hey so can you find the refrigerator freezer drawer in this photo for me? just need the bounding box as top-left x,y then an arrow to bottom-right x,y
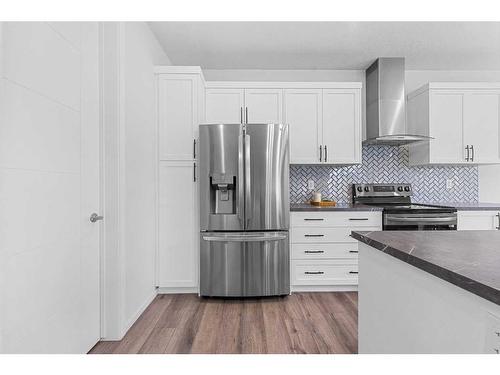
200,231 -> 290,297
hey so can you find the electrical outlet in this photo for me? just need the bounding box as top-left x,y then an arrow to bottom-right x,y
307,180 -> 315,190
446,179 -> 454,190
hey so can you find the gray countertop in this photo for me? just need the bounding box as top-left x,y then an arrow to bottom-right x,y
351,230 -> 500,306
290,203 -> 383,212
291,202 -> 500,212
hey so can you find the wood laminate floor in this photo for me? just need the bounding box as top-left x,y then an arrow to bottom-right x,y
89,292 -> 358,354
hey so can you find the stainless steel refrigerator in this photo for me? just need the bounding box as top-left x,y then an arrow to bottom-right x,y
198,123 -> 290,297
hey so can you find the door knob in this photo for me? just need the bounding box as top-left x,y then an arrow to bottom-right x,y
90,213 -> 104,223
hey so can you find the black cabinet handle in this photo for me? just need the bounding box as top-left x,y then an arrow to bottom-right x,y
496,213 -> 500,230
304,234 -> 324,237
319,145 -> 323,162
349,218 -> 369,221
324,145 -> 328,162
471,144 -> 475,162
193,162 -> 196,182
305,271 -> 324,275
304,250 -> 324,254
193,139 -> 196,159
304,218 -> 324,221
349,271 -> 358,274
349,250 -> 359,253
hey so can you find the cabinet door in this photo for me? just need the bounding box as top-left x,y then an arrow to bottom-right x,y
322,89 -> 362,164
159,161 -> 198,288
284,89 -> 322,164
205,88 -> 244,124
463,92 -> 500,164
244,89 -> 283,123
457,211 -> 500,230
158,74 -> 198,160
429,91 -> 465,163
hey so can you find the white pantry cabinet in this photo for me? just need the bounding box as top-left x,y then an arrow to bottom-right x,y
457,211 -> 500,231
155,67 -> 204,292
158,161 -> 198,289
157,67 -> 205,161
408,83 -> 500,165
205,87 -> 283,124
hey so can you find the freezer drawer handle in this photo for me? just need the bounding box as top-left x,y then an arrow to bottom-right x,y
304,234 -> 324,237
305,271 -> 324,275
202,234 -> 287,242
349,271 -> 359,274
304,218 -> 324,221
304,250 -> 324,254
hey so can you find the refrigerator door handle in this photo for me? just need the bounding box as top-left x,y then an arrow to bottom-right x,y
244,133 -> 252,225
237,130 -> 245,222
202,233 -> 287,242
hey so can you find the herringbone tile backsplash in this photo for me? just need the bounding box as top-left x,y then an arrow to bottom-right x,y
290,145 -> 479,204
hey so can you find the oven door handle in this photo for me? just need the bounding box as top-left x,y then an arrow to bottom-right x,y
385,216 -> 457,223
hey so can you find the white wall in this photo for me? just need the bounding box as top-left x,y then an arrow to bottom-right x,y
101,22 -> 171,340
203,68 -> 500,202
122,22 -> 171,330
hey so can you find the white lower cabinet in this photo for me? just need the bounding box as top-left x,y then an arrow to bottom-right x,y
457,210 -> 500,231
290,210 -> 382,291
158,161 -> 198,290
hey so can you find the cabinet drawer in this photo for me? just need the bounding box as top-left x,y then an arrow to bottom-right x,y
291,211 -> 381,227
291,226 -> 380,243
292,260 -> 358,285
485,313 -> 500,354
292,243 -> 358,260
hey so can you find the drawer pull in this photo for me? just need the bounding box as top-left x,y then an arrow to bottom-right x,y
304,250 -> 324,254
495,349 -> 499,354
349,271 -> 359,274
349,250 -> 359,253
304,218 -> 324,221
304,234 -> 324,237
349,218 -> 369,221
305,271 -> 324,275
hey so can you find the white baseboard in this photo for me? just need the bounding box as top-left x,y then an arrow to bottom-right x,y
157,286 -> 198,294
291,285 -> 358,292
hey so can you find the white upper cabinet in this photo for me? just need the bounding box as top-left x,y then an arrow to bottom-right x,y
408,83 -> 500,165
284,89 -> 322,164
205,88 -> 244,124
244,88 -> 283,123
463,92 -> 500,164
284,86 -> 362,165
322,89 -> 362,164
158,71 -> 204,160
205,88 -> 283,124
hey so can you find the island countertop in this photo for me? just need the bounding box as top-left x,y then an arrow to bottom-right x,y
351,230 -> 500,306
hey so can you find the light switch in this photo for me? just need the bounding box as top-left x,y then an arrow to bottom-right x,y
307,180 -> 315,190
446,179 -> 454,190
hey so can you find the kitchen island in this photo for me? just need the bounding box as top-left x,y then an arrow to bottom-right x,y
351,230 -> 500,354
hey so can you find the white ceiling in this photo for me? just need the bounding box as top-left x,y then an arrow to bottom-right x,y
148,22 -> 500,70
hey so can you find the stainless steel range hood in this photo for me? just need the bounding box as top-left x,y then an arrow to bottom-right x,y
364,57 -> 432,146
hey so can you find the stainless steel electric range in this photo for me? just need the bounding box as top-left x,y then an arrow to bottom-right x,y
352,183 -> 457,231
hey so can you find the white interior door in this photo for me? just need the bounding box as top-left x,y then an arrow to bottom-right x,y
322,89 -> 361,164
284,89 -> 322,164
0,22 -> 100,353
463,92 -> 500,164
244,88 -> 283,123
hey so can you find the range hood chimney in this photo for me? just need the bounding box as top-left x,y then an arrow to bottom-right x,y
364,57 -> 432,146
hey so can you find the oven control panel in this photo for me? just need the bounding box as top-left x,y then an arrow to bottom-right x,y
352,183 -> 412,198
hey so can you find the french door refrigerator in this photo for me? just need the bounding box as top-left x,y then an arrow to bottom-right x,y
199,123 -> 290,297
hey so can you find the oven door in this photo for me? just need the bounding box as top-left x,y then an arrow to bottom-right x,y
383,212 -> 457,231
